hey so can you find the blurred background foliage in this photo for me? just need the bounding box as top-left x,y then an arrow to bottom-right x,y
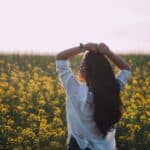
0,54 -> 149,150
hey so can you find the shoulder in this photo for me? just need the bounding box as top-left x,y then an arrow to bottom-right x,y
116,69 -> 131,83
115,69 -> 132,90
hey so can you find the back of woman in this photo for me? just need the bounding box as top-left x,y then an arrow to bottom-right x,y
55,42 -> 131,150
67,83 -> 118,150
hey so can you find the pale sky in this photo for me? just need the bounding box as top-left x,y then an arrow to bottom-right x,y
0,0 -> 150,55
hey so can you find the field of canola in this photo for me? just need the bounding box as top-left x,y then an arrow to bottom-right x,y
0,54 -> 149,150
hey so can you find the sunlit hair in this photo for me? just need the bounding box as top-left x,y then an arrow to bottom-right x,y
78,51 -> 124,138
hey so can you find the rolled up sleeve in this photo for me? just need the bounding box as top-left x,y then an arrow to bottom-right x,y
55,59 -> 81,99
115,69 -> 132,91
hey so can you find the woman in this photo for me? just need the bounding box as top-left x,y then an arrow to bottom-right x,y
55,42 -> 131,150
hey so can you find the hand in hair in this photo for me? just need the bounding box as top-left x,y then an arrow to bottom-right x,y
97,43 -> 110,55
84,42 -> 110,55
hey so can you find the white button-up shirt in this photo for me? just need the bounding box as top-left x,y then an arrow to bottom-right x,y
55,59 -> 131,150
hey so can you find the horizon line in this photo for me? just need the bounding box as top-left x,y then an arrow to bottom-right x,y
0,51 -> 150,56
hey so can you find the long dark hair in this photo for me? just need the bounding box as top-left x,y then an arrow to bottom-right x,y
82,51 -> 124,138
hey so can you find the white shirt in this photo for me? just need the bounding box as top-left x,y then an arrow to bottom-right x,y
55,59 -> 131,150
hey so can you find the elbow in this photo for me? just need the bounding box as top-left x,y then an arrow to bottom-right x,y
55,53 -> 61,60
55,53 -> 67,60
124,66 -> 132,75
127,64 -> 132,71
121,65 -> 132,72
126,65 -> 131,71
124,62 -> 132,71
55,54 -> 60,60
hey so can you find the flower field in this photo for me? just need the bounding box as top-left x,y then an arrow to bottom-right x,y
0,54 -> 149,150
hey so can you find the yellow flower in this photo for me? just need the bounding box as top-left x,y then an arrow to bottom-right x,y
132,79 -> 137,84
38,99 -> 46,106
1,107 -> 9,114
7,119 -> 14,126
0,88 -> 4,94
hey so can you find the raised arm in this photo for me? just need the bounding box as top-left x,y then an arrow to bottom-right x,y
106,50 -> 131,70
97,43 -> 131,70
55,45 -> 83,60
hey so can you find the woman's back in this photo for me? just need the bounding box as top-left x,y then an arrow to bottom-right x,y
56,42 -> 131,150
68,83 -> 117,150
56,59 -> 131,150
